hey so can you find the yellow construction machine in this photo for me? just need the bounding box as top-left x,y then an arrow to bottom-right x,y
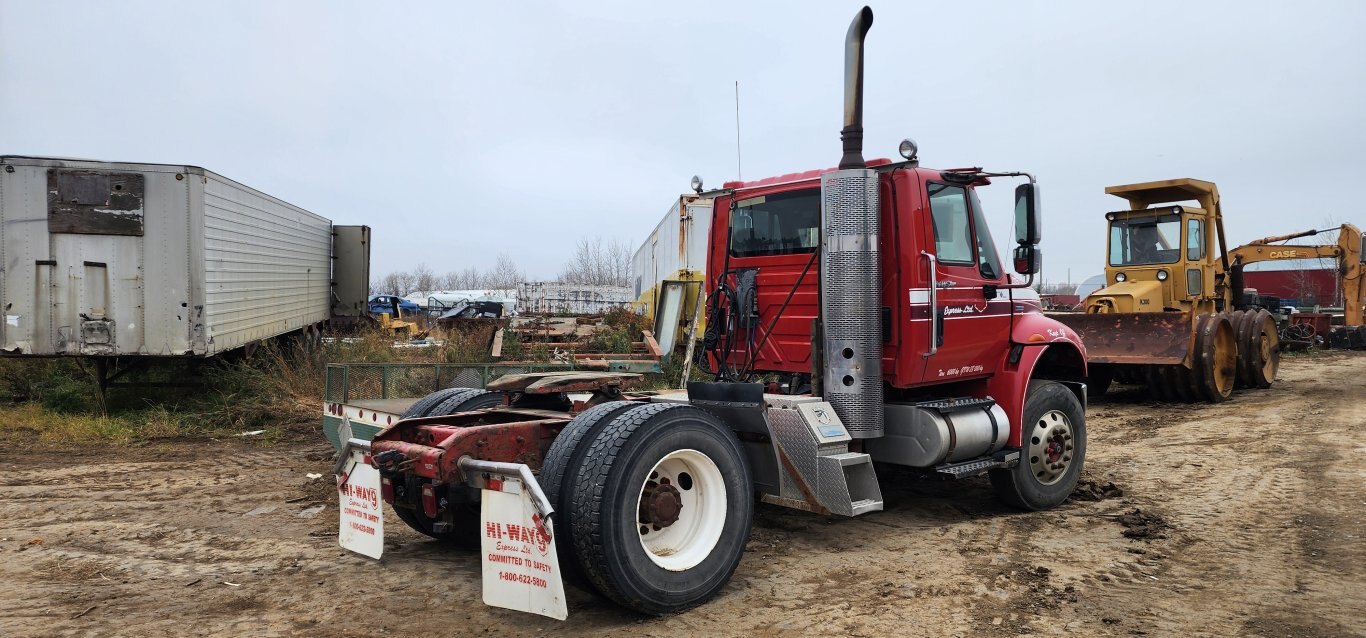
1230,223 -> 1365,328
1052,178 -> 1280,402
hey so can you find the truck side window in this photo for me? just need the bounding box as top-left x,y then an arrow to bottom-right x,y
927,183 -> 975,265
728,189 -> 820,257
968,188 -> 1003,279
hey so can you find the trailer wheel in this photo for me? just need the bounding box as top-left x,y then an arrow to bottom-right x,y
990,381 -> 1086,511
401,387 -> 478,419
569,403 -> 753,615
538,401 -> 640,577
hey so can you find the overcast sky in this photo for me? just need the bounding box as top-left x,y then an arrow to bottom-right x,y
3,1 -> 1363,286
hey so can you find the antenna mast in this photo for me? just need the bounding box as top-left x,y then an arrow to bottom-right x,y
735,80 -> 742,181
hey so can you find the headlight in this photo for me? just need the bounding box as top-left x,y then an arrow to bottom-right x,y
1156,269 -> 1169,281
1115,272 -> 1127,282
690,175 -> 704,193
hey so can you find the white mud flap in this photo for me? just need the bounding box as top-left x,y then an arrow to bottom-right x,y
337,445 -> 384,560
480,477 -> 568,620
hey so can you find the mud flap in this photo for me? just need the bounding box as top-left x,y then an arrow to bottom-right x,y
1050,312 -> 1193,365
479,476 -> 568,620
336,442 -> 384,560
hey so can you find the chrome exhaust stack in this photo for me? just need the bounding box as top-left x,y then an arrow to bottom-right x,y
820,6 -> 883,438
838,6 -> 874,170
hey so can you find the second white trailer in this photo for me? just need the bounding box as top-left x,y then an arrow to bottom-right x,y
0,155 -> 337,357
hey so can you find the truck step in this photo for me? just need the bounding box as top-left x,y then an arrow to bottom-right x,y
932,450 -> 1019,480
916,396 -> 998,415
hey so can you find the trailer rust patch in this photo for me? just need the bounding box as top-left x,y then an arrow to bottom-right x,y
46,169 -> 145,236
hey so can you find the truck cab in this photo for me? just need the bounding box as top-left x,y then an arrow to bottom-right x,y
701,159 -> 1086,445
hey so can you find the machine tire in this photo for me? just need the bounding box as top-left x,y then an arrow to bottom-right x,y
430,389 -> 503,415
1194,314 -> 1237,402
538,400 -> 640,578
401,387 -> 477,419
1245,309 -> 1280,389
568,403 -> 753,615
990,381 -> 1086,511
1229,310 -> 1251,389
1144,366 -> 1172,402
1087,364 -> 1114,398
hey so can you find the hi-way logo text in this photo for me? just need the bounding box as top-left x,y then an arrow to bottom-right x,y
486,521 -> 550,555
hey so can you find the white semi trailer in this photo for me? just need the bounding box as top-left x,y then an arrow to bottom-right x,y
0,156 -> 369,366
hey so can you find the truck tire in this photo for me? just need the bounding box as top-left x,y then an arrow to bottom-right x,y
401,387 -> 478,419
568,403 -> 753,615
538,401 -> 640,578
429,389 -> 503,415
391,498 -> 481,549
990,381 -> 1086,511
390,390 -> 504,546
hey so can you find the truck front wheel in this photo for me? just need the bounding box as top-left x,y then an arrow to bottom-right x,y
990,381 -> 1086,511
568,403 -> 753,615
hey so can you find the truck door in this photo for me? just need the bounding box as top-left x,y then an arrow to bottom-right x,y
918,180 -> 1010,383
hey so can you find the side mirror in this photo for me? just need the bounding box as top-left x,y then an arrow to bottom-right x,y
1013,244 -> 1041,275
1014,183 -> 1042,245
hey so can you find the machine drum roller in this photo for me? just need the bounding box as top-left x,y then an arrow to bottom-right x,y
870,400 -> 1010,468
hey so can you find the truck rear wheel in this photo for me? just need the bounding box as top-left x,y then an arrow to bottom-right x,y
430,389 -> 503,415
401,387 -> 478,418
391,499 -> 481,548
990,381 -> 1086,511
390,391 -> 503,546
568,403 -> 753,615
538,400 -> 640,577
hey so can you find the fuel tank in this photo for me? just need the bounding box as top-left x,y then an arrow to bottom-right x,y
866,399 -> 1009,468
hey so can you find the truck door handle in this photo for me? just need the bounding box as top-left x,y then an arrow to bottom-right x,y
921,251 -> 937,358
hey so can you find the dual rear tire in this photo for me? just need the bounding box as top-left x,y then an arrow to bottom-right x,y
543,402 -> 753,615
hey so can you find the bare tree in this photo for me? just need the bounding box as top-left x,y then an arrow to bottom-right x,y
412,262 -> 437,296
487,253 -> 524,295
380,270 -> 417,296
560,237 -> 631,286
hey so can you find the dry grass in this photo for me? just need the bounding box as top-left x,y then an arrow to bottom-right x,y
0,318 -> 676,447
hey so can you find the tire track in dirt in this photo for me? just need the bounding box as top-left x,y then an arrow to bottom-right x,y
1,354 -> 1362,637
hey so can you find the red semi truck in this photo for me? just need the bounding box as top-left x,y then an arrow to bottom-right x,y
340,6 -> 1088,619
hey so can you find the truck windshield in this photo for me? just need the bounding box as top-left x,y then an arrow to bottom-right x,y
729,189 -> 820,257
1109,213 -> 1182,266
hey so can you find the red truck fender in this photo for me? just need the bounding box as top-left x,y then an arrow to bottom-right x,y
984,313 -> 1088,448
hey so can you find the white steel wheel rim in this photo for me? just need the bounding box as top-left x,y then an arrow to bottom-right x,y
1027,410 -> 1075,486
634,449 -> 727,571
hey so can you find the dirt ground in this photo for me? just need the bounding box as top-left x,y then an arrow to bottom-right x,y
2,353 -> 1362,638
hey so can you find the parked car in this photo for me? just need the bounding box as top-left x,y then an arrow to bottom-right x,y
368,294 -> 421,317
